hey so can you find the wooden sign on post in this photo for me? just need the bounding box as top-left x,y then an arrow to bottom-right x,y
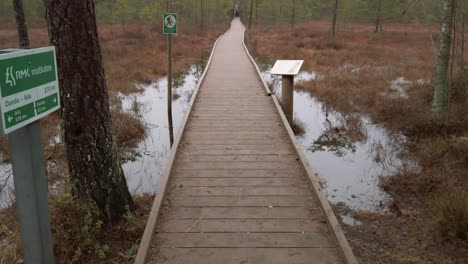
270,60 -> 304,124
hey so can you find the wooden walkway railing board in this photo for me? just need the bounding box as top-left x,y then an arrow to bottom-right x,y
136,19 -> 357,264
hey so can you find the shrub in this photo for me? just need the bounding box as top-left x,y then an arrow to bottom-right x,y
430,189 -> 468,240
50,194 -> 109,263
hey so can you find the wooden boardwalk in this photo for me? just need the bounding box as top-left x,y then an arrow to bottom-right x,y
136,19 -> 356,264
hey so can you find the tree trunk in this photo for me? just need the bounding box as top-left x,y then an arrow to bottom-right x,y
249,0 -> 253,29
432,0 -> 455,120
12,0 -> 29,49
332,0 -> 339,41
200,0 -> 203,32
291,0 -> 296,29
375,0 -> 382,33
42,0 -> 134,223
461,12 -> 467,91
255,0 -> 259,26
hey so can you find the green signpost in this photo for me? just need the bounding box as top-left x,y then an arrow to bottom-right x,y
164,13 -> 177,146
0,47 -> 59,264
163,13 -> 178,35
0,47 -> 60,134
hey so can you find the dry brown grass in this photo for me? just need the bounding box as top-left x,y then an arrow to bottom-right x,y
0,194 -> 153,264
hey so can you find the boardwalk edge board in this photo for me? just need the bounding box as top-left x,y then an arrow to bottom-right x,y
133,30 -> 227,264
242,26 -> 359,264
241,26 -> 272,96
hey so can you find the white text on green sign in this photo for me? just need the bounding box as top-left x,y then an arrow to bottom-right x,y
164,13 -> 178,35
0,47 -> 60,134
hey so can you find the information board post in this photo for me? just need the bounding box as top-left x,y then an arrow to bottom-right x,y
0,47 -> 60,264
281,75 -> 294,123
270,60 -> 304,124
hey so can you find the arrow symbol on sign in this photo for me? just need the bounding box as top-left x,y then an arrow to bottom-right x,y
53,97 -> 57,103
7,115 -> 13,123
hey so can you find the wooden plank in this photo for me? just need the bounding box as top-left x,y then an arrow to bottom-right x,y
170,186 -> 311,196
174,161 -> 300,170
182,139 -> 288,145
175,155 -> 296,163
172,177 -> 303,187
183,133 -> 287,141
164,207 -> 320,220
179,149 -> 294,156
172,169 -> 302,178
160,219 -> 325,233
168,196 -> 316,207
182,131 -> 286,136
180,144 -> 292,151
155,233 -> 334,248
148,248 -> 342,264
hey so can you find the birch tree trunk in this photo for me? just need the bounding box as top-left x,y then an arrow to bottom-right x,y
42,0 -> 134,223
432,0 -> 455,120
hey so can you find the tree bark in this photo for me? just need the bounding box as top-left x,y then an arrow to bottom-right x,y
432,0 -> 455,120
291,0 -> 296,29
375,0 -> 382,33
42,0 -> 134,223
332,0 -> 339,41
12,0 -> 29,49
249,0 -> 253,29
200,0 -> 204,32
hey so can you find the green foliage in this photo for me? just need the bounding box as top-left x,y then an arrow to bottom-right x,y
430,189 -> 468,240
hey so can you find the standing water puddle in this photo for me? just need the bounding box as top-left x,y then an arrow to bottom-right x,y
121,65 -> 201,194
0,65 -> 202,209
262,68 -> 416,215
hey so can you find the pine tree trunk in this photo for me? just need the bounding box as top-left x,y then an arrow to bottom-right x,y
200,0 -> 203,32
12,0 -> 29,49
249,0 -> 253,29
291,0 -> 296,29
375,1 -> 382,33
42,0 -> 134,223
432,0 -> 455,120
332,0 -> 339,41
461,13 -> 467,91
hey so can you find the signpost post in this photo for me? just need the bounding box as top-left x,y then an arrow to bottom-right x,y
0,47 -> 60,264
270,60 -> 304,124
164,13 -> 177,147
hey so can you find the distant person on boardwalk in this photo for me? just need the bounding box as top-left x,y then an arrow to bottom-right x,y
234,4 -> 240,18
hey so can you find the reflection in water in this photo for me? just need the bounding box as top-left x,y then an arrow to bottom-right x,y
310,112 -> 367,157
120,65 -> 201,194
261,67 -> 417,213
0,158 -> 12,209
0,63 -> 205,208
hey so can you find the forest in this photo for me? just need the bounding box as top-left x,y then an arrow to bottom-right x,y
0,0 -> 467,263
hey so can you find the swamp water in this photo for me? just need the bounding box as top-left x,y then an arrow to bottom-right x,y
1,64 -> 414,224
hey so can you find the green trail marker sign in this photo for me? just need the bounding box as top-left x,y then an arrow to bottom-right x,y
1,47 -> 58,263
0,47 -> 60,134
163,13 -> 178,34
